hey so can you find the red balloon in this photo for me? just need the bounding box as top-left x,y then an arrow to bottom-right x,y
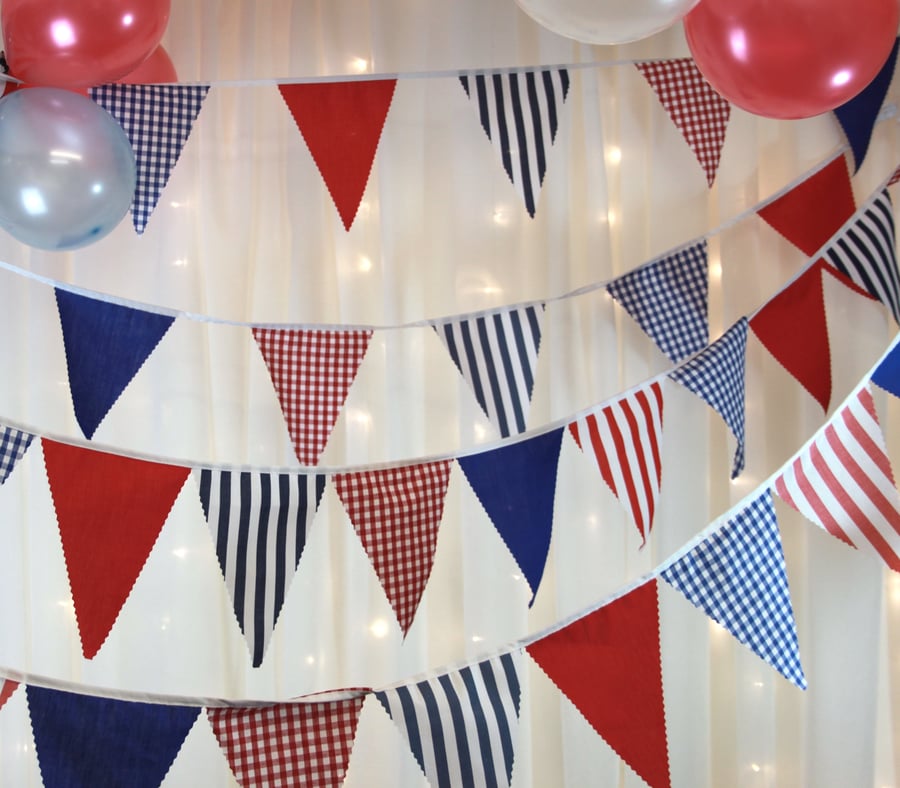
684,0 -> 899,119
117,45 -> 177,84
2,0 -> 171,88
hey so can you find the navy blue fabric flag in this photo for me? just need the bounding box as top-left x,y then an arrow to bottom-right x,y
457,427 -> 564,605
834,38 -> 899,172
871,340 -> 900,398
55,289 -> 175,439
27,685 -> 200,788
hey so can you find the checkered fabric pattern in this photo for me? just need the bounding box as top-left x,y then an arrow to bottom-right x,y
670,318 -> 748,478
208,698 -> 365,788
661,490 -> 807,689
0,425 -> 33,485
607,241 -> 709,364
253,328 -> 373,466
90,84 -> 210,234
636,58 -> 731,187
334,460 -> 453,635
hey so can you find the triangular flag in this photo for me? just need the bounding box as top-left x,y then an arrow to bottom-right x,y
334,461 -> 452,635
457,428 -> 564,605
773,385 -> 900,572
669,318 -> 748,478
0,679 -> 18,711
661,490 -> 806,688
889,166 -> 900,187
376,652 -> 522,788
758,156 -> 856,257
279,80 -> 396,230
90,84 -> 210,234
606,242 -> 709,363
749,261 -> 832,411
435,304 -> 545,438
527,580 -> 670,788
636,58 -> 731,187
197,469 -> 326,667
823,189 -> 900,324
0,424 -> 34,485
55,288 -> 175,439
41,439 -> 190,658
253,328 -> 372,466
834,38 -> 899,172
27,685 -> 199,788
871,340 -> 900,398
459,69 -> 570,217
569,380 -> 665,546
208,696 -> 365,788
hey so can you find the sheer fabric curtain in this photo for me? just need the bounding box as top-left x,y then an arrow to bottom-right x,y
0,1 -> 897,786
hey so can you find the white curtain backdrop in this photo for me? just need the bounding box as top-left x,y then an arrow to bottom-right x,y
0,1 -> 898,786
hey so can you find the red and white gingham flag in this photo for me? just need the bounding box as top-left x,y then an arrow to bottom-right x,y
335,461 -> 453,635
636,58 -> 731,187
773,385 -> 900,572
569,381 -> 665,546
253,328 -> 373,466
207,697 -> 366,788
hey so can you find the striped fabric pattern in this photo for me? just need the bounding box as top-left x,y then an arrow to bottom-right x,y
569,381 -> 665,545
460,70 -> 570,217
824,189 -> 900,324
376,652 -> 522,788
435,305 -> 545,438
773,385 -> 900,573
197,470 -> 327,666
0,425 -> 33,485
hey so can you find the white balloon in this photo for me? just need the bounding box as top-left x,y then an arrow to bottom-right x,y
515,0 -> 701,45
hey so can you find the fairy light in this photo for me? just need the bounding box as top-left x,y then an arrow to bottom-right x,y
369,618 -> 390,638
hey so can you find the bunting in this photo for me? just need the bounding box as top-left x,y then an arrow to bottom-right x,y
823,189 -> 900,324
334,461 -> 453,635
208,697 -> 365,788
41,439 -> 191,659
0,679 -> 18,711
457,428 -> 564,605
526,580 -> 670,788
55,288 -> 175,440
773,385 -> 900,572
196,470 -> 327,667
606,242 -> 709,363
435,304 -> 545,438
871,340 -> 900,398
27,685 -> 200,788
376,653 -> 522,788
0,424 -> 33,485
459,69 -> 570,217
569,380 -> 665,545
669,318 -> 748,478
253,328 -> 373,466
90,84 -> 210,234
660,490 -> 807,688
279,80 -> 397,230
749,261 -> 832,411
635,58 -> 731,187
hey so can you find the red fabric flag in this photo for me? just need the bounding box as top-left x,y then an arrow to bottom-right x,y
0,679 -> 18,710
279,80 -> 396,230
757,156 -> 856,257
41,439 -> 190,659
750,260 -> 832,411
527,580 -> 670,788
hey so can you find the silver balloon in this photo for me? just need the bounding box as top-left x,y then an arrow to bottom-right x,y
0,87 -> 136,251
515,0 -> 701,45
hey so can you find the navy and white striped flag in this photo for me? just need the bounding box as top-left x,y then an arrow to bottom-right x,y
376,652 -> 522,788
435,304 -> 545,438
197,470 -> 327,667
0,425 -> 33,485
460,70 -> 570,217
824,189 -> 900,324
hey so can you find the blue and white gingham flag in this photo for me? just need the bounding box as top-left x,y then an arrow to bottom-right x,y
435,304 -> 545,438
376,652 -> 522,788
460,70 -> 570,218
669,318 -> 748,478
607,241 -> 709,363
661,489 -> 806,688
90,84 -> 210,234
0,425 -> 33,485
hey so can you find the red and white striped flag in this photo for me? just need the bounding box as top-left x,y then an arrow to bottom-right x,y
773,385 -> 900,572
569,381 -> 665,545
